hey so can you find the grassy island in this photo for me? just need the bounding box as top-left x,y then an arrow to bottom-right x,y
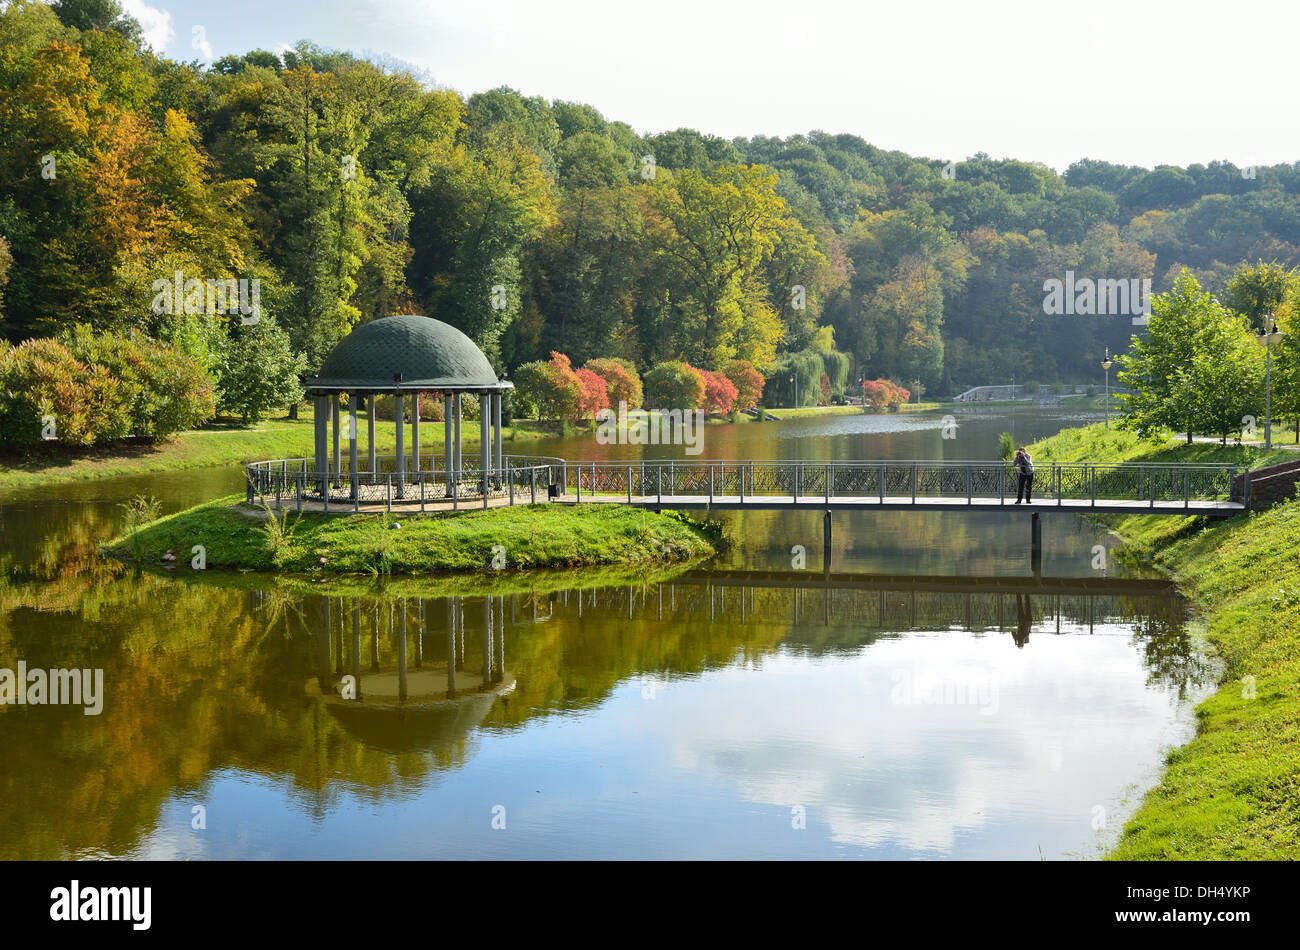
1026,423 -> 1299,859
104,498 -> 720,576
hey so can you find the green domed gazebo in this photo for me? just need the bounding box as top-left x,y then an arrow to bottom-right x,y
306,314 -> 513,502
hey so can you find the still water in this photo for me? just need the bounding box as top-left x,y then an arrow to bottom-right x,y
0,408 -> 1214,859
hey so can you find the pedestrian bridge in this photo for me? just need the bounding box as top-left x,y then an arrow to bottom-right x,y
246,456 -> 1249,517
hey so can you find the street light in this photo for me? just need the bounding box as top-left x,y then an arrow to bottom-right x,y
1101,348 -> 1113,429
1255,313 -> 1284,449
789,374 -> 797,409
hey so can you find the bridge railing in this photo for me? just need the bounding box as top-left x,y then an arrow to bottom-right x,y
244,454 -> 568,511
559,459 -> 1244,505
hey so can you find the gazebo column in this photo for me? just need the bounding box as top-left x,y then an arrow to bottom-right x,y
348,395 -> 359,501
313,393 -> 328,497
453,394 -> 462,491
443,393 -> 454,497
413,391 -> 422,477
331,394 -> 341,488
395,389 -> 406,498
480,394 -> 490,497
494,391 -> 504,486
367,394 -> 376,484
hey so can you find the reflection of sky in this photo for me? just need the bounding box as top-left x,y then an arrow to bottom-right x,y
133,622 -> 1204,860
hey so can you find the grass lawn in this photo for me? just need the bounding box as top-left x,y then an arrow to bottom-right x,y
1027,422 -> 1300,859
104,497 -> 720,576
0,403 -> 548,498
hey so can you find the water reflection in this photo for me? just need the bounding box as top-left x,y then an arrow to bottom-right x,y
0,567 -> 1213,860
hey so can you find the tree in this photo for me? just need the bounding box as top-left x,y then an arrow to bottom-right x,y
694,367 -> 738,414
722,359 -> 763,410
215,320 -> 306,423
1118,271 -> 1262,441
642,164 -> 795,366
644,360 -> 705,410
573,366 -> 609,421
512,351 -> 581,421
584,357 -> 642,408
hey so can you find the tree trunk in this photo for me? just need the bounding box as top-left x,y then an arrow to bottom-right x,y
288,403 -> 299,420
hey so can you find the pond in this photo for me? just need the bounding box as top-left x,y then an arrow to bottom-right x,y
0,406 -> 1215,859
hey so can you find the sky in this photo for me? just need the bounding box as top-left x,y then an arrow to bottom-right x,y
118,0 -> 1300,173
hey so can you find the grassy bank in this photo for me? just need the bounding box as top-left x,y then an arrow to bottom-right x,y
104,497 -> 719,576
1026,423 -> 1299,859
0,404 -> 548,498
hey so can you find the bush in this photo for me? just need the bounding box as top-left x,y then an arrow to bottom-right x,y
644,360 -> 706,410
0,338 -> 111,449
696,366 -> 738,414
584,357 -> 642,409
214,319 -> 305,423
513,352 -> 582,421
861,378 -> 911,411
574,367 -> 609,421
0,331 -> 215,452
722,359 -> 764,410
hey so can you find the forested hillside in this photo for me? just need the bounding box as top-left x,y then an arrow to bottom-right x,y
3,0 -> 1298,402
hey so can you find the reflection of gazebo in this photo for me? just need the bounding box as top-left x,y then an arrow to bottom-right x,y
306,315 -> 513,499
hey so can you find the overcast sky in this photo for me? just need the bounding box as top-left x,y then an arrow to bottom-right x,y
120,0 -> 1299,173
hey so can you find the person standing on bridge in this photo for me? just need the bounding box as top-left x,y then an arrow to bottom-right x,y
1013,447 -> 1034,504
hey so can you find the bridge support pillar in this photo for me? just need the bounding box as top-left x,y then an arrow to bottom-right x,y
823,510 -> 832,576
1031,512 -> 1042,576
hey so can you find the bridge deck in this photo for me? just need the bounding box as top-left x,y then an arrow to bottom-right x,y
556,493 -> 1244,517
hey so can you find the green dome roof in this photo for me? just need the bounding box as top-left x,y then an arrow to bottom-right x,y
312,315 -> 503,391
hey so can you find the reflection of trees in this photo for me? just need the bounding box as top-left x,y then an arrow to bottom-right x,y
0,565 -> 1204,858
1130,613 -> 1216,697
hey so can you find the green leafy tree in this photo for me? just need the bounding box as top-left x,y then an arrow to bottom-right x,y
215,320 -> 306,423
1118,271 -> 1262,441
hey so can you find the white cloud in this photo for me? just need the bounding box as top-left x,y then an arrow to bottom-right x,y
118,0 -> 175,54
188,25 -> 215,63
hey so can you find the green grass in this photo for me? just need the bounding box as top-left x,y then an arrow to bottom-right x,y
1026,422 -> 1293,468
103,497 -> 719,576
0,404 -> 547,498
1026,422 -> 1300,859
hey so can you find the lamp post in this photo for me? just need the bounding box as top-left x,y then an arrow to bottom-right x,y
1101,348 -> 1113,429
1256,313 -> 1284,449
789,374 -> 797,409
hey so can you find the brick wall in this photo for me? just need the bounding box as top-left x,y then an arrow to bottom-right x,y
1232,458 -> 1300,510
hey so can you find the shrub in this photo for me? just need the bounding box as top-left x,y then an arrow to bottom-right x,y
214,319 -> 305,423
64,326 -> 217,438
696,366 -> 738,414
0,338 -> 117,449
644,360 -> 706,410
513,352 -> 582,421
861,378 -> 911,411
574,367 -> 610,421
722,359 -> 764,410
584,357 -> 642,409
1,331 -> 215,452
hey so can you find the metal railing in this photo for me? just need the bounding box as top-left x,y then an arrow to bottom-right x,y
246,457 -> 1246,512
245,454 -> 567,512
551,459 -> 1244,508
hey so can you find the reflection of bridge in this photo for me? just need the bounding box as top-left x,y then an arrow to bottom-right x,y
680,568 -> 1177,597
294,572 -> 1185,679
